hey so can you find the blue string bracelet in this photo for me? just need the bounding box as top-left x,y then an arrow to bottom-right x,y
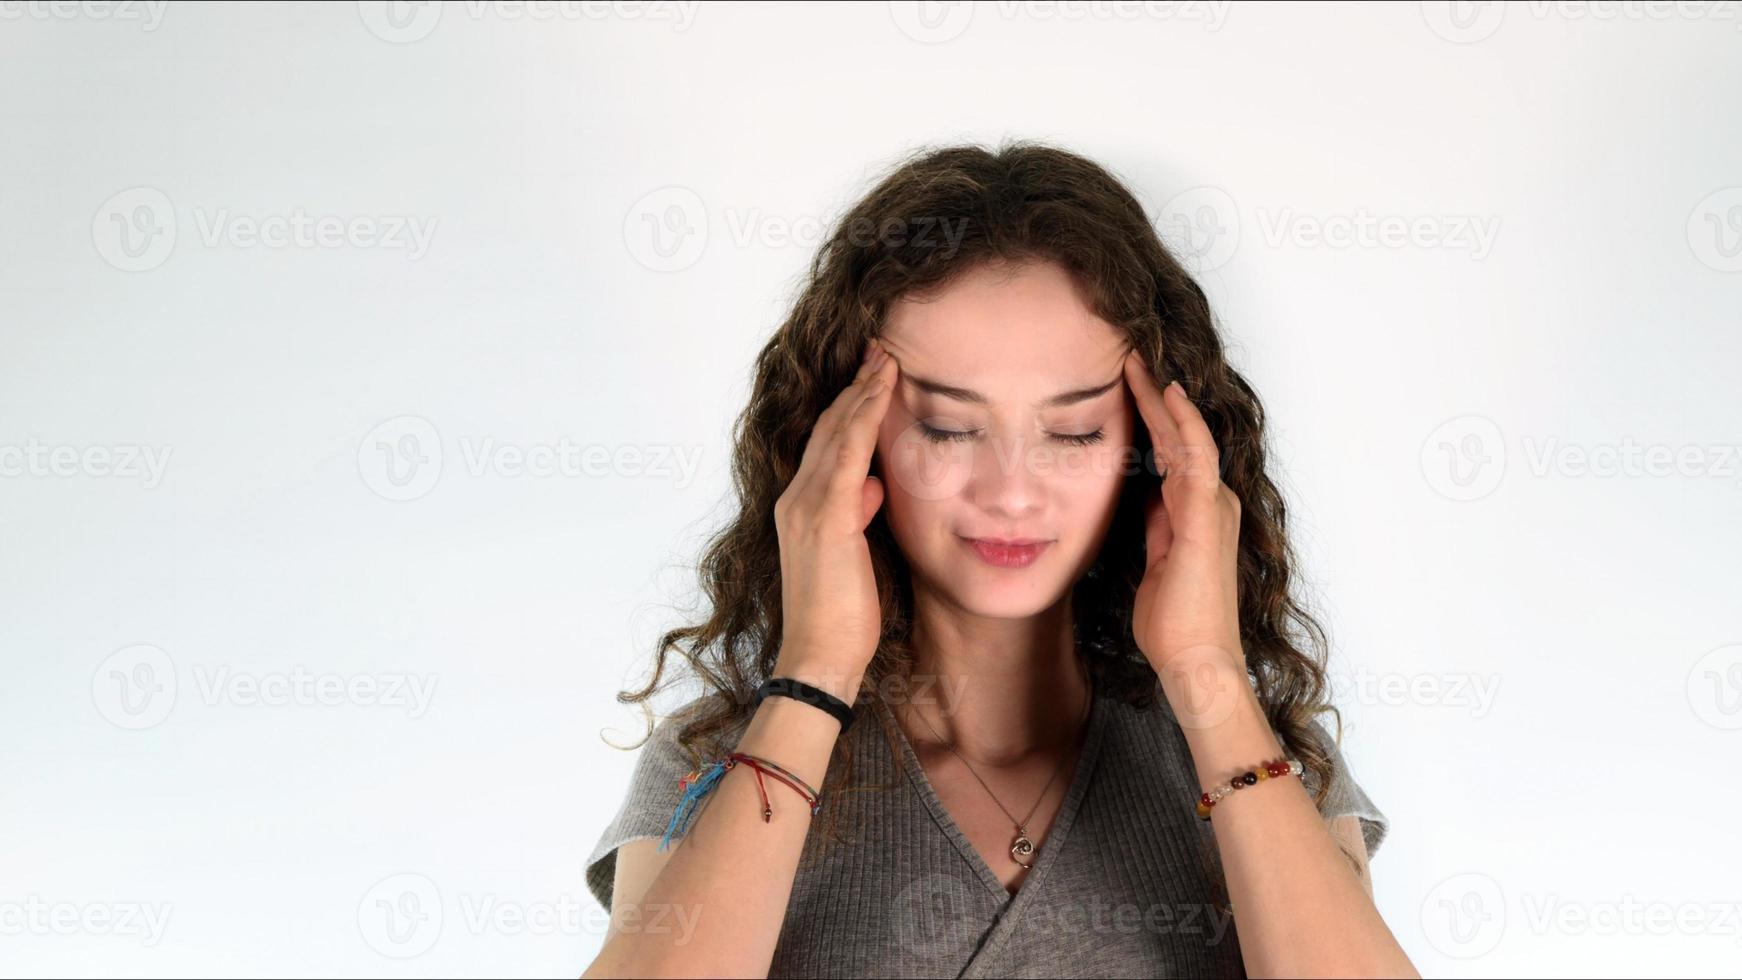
658,752 -> 822,852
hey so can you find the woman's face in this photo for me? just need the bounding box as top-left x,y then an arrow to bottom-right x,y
874,258 -> 1138,620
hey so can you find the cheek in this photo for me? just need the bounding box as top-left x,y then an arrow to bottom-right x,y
1042,445 -> 1130,512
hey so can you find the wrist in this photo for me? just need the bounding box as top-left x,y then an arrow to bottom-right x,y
769,657 -> 865,708
738,696 -> 842,792
1155,655 -> 1286,790
1145,637 -> 1245,675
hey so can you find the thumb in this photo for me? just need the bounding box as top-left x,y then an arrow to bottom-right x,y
861,474 -> 886,528
1144,484 -> 1172,567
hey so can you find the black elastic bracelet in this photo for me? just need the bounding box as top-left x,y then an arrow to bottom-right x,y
754,676 -> 857,731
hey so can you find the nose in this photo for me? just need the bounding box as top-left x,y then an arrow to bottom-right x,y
968,430 -> 1045,520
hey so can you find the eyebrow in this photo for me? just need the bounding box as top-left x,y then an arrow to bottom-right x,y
902,372 -> 1122,409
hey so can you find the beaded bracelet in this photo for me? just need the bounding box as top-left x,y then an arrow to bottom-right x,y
1196,757 -> 1303,821
659,750 -> 822,851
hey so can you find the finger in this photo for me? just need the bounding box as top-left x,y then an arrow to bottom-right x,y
826,355 -> 898,501
861,473 -> 886,527
795,341 -> 889,485
799,351 -> 893,499
824,341 -> 888,433
1160,378 -> 1222,486
1143,481 -> 1173,566
1123,351 -> 1188,480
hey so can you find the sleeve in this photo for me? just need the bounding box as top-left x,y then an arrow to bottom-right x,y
1300,715 -> 1390,860
583,703 -> 711,913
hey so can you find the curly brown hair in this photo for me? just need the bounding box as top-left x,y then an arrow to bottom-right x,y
611,138 -> 1344,859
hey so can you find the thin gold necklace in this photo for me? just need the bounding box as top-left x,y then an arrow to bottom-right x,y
901,665 -> 1093,870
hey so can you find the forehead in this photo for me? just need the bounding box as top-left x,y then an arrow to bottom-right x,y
878,259 -> 1129,395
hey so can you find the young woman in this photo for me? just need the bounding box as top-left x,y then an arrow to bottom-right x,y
582,142 -> 1417,978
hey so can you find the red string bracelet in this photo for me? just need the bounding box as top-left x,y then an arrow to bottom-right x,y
1196,757 -> 1303,821
720,751 -> 822,821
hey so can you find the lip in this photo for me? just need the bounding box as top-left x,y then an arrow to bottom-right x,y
961,536 -> 1053,569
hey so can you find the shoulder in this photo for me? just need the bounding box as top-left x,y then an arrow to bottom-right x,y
1107,689 -> 1392,861
1299,712 -> 1390,861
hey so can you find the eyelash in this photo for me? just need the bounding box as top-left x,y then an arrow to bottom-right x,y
919,424 -> 1105,447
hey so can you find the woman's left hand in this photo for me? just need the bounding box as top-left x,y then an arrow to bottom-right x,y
1123,351 -> 1246,677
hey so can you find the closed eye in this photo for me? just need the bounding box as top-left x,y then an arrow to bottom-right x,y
1053,429 -> 1105,446
918,423 -> 978,444
918,424 -> 1105,446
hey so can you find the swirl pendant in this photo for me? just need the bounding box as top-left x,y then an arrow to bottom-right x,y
1010,828 -> 1036,869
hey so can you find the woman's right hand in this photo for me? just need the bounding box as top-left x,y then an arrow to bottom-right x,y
771,338 -> 899,704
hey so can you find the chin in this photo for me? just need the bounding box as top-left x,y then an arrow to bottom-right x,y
922,552 -> 1074,620
952,590 -> 1064,621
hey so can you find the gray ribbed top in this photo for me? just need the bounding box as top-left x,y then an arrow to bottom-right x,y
585,681 -> 1388,978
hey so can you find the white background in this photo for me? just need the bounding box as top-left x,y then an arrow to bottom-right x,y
2,1 -> 1739,976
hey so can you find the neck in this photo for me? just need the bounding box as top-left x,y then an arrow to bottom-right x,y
895,588 -> 1093,767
